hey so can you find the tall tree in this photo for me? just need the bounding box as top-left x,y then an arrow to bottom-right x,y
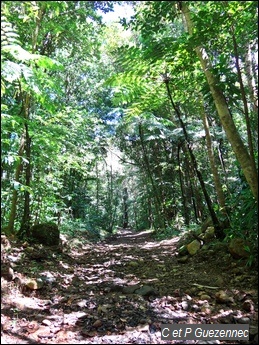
180,1 -> 258,202
1,1 -> 115,235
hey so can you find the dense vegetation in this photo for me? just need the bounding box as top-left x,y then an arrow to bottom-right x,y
1,1 -> 258,251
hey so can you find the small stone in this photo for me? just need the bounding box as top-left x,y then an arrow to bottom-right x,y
187,240 -> 201,255
215,290 -> 234,304
1,265 -> 14,281
200,294 -> 211,300
92,319 -> 102,328
203,227 -> 215,240
77,300 -> 87,308
181,301 -> 189,310
242,299 -> 254,312
42,319 -> 52,326
191,304 -> 201,312
25,278 -> 44,290
185,294 -> 192,301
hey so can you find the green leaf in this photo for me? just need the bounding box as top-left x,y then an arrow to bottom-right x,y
3,45 -> 63,70
3,44 -> 37,61
1,61 -> 22,82
36,56 -> 64,71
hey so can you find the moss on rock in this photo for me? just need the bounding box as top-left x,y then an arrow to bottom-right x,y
29,223 -> 60,246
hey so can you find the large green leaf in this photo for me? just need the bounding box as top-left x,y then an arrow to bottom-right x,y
1,60 -> 22,82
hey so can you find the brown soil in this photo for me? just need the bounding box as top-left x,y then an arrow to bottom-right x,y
1,229 -> 258,344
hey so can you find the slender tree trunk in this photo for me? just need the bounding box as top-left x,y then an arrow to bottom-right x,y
181,2 -> 258,202
165,81 -> 223,237
200,103 -> 227,214
183,145 -> 202,222
192,175 -> 204,220
188,170 -> 199,223
244,44 -> 258,136
244,44 -> 258,113
96,162 -> 100,213
18,3 -> 46,235
20,123 -> 31,237
6,133 -> 25,235
107,161 -> 114,232
147,197 -> 154,229
184,149 -> 200,222
177,144 -> 189,225
231,28 -> 257,181
33,195 -> 42,226
122,187 -> 129,228
133,202 -> 139,230
138,123 -> 165,229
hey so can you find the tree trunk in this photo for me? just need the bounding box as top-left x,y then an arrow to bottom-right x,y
177,143 -> 189,225
165,81 -> 223,237
181,2 -> 258,202
244,45 -> 258,114
200,103 -> 227,214
187,168 -> 199,223
122,187 -> 129,228
107,160 -> 114,232
138,123 -> 165,230
6,133 -> 25,235
231,28 -> 257,182
96,162 -> 100,213
19,123 -> 31,237
133,201 -> 138,230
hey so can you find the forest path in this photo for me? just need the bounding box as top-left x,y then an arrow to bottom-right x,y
1,229 -> 258,344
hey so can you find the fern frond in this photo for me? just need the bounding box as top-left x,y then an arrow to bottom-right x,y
1,15 -> 21,48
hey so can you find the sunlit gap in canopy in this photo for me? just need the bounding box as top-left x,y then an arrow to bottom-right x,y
97,2 -> 135,24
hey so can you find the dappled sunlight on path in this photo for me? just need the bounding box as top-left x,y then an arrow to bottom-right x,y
1,229 -> 258,344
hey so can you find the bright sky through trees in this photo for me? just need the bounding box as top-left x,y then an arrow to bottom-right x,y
98,3 -> 135,23
99,3 -> 135,171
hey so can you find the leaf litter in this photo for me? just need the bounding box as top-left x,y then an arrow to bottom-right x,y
1,229 -> 258,344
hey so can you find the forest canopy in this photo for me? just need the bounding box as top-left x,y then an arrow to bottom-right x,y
1,1 -> 258,247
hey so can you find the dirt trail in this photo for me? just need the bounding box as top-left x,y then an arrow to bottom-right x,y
1,229 -> 258,344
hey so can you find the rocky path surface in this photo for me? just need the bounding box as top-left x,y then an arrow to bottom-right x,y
1,229 -> 258,344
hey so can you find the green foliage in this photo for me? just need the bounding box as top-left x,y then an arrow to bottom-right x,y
223,184 -> 258,266
225,186 -> 258,240
243,245 -> 257,268
153,226 -> 181,240
1,14 -> 21,47
1,1 -> 257,245
60,219 -> 101,241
